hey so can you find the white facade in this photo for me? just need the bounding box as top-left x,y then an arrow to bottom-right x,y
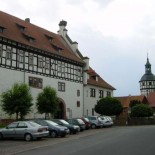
83,85 -> 113,116
0,12 -> 115,120
0,67 -> 84,119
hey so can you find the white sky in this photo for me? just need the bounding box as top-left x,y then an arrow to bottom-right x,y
1,0 -> 155,96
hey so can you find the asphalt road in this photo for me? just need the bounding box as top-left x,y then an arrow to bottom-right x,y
1,126 -> 155,155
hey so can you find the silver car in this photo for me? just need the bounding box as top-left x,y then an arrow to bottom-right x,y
99,116 -> 114,127
0,121 -> 49,141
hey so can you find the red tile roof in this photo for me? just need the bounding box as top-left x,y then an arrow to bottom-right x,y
87,67 -> 115,90
116,95 -> 147,108
0,11 -> 84,65
147,92 -> 155,107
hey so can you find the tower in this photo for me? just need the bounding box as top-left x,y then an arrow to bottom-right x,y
139,56 -> 155,96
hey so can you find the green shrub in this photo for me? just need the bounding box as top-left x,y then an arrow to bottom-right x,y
130,104 -> 154,117
0,124 -> 6,128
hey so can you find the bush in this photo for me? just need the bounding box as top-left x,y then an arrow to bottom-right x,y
130,104 -> 154,117
95,97 -> 123,116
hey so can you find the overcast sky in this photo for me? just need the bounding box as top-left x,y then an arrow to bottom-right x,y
1,0 -> 155,96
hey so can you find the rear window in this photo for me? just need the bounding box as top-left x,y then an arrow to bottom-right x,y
7,122 -> 18,128
29,121 -> 40,127
77,119 -> 84,124
83,118 -> 89,122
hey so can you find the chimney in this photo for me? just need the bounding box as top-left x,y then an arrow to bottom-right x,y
72,41 -> 78,52
83,57 -> 89,71
25,18 -> 30,23
58,20 -> 67,36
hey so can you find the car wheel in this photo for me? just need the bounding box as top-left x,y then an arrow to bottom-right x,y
0,133 -> 3,140
61,134 -> 66,138
50,131 -> 57,138
91,124 -> 96,129
24,133 -> 32,141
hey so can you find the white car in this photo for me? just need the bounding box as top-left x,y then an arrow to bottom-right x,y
0,121 -> 49,141
99,116 -> 114,127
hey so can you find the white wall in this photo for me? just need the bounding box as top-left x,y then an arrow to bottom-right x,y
83,84 -> 113,116
0,68 -> 84,119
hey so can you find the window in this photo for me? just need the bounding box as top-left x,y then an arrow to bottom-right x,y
0,26 -> 6,33
77,101 -> 80,107
29,54 -> 33,66
76,67 -> 82,77
29,76 -> 43,89
107,91 -> 111,97
0,28 -> 3,33
99,90 -> 104,98
45,59 -> 50,69
58,62 -> 65,73
0,45 -> 2,57
38,57 -> 43,68
149,82 -> 152,86
58,82 -> 65,92
18,50 -> 24,63
77,90 -> 80,96
7,123 -> 18,129
6,47 -> 11,59
90,88 -> 96,97
17,123 -> 27,128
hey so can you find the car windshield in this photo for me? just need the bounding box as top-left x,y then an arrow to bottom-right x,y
60,120 -> 69,125
46,120 -> 58,126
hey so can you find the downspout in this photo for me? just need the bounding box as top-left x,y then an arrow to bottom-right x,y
23,52 -> 25,83
83,84 -> 84,117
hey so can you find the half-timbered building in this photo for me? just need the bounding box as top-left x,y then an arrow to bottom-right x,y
0,11 -> 115,119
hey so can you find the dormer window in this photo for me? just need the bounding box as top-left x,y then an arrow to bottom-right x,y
0,26 -> 6,33
92,75 -> 98,81
23,33 -> 36,43
45,34 -> 54,42
52,44 -> 63,53
16,23 -> 26,32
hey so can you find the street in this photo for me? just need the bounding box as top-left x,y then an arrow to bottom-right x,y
0,126 -> 155,155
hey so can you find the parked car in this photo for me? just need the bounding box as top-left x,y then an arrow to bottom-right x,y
52,119 -> 80,134
0,121 -> 49,141
66,118 -> 86,131
33,119 -> 69,138
81,117 -> 91,129
85,116 -> 103,129
99,116 -> 114,127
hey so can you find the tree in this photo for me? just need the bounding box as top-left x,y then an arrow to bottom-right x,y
129,100 -> 141,108
130,104 -> 154,117
95,97 -> 123,116
1,83 -> 33,120
36,86 -> 59,119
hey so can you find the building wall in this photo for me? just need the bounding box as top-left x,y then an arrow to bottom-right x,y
83,85 -> 113,116
0,67 -> 83,119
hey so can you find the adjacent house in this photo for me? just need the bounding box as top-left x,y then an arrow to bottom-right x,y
116,95 -> 148,115
0,11 -> 115,119
147,92 -> 155,111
